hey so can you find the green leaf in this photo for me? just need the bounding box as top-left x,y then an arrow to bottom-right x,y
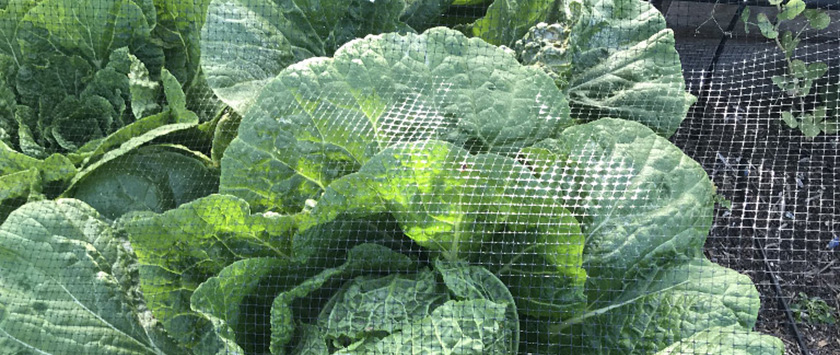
435,259 -> 519,352
521,119 -> 715,304
311,140 -> 587,318
128,51 -> 161,118
320,271 -> 446,342
270,243 -> 416,353
220,27 -> 571,213
771,75 -> 793,91
191,257 -> 294,355
778,0 -> 805,21
756,13 -> 778,39
653,325 -> 784,355
400,0 -> 453,31
18,0 -> 152,66
342,299 -> 512,355
741,6 -> 751,34
769,0 -> 784,5
151,0 -> 212,86
805,62 -> 828,80
781,111 -> 798,128
66,145 -> 219,220
468,0 -> 556,47
803,9 -> 831,30
820,120 -> 840,135
779,31 -> 799,59
0,142 -> 76,221
124,194 -> 296,351
514,0 -> 696,137
0,199 -> 183,354
210,109 -> 241,165
799,113 -> 822,137
200,0 -> 410,114
553,259 -> 779,354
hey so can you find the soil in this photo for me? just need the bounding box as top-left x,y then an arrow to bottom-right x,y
671,69 -> 840,355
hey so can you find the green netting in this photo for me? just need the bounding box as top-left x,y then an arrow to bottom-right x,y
0,0 -> 836,354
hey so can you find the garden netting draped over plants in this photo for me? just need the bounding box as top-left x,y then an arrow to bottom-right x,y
0,0 -> 836,354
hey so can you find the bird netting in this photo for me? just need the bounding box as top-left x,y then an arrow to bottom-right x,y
0,0 -> 836,354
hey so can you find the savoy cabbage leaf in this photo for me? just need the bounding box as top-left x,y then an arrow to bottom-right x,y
515,118 -> 783,354
0,199 -> 184,354
266,243 -> 517,355
513,0 -> 696,137
220,27 -> 572,213
199,0 -> 412,113
0,0 -> 167,157
124,194 -> 296,352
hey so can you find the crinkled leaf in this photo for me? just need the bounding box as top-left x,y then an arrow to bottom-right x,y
70,68 -> 199,166
536,259 -> 773,354
191,257 -> 294,355
521,118 -> 715,298
200,0 -> 409,114
467,0 -> 556,47
0,199 -> 183,354
18,0 -> 162,72
221,27 -> 571,213
339,299 -> 512,355
270,243 -> 416,354
321,271 -> 446,341
653,325 -> 784,355
152,0 -> 211,85
435,259 -> 518,352
124,194 -> 295,351
515,0 -> 696,137
401,0 -> 453,31
0,142 -> 76,221
129,52 -> 162,118
311,140 -> 586,318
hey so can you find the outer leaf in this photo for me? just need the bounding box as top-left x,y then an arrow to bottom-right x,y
221,27 -> 571,213
653,325 -> 784,355
18,0 -> 160,69
401,0 -> 453,31
0,0 -> 38,61
515,0 -> 697,137
67,145 -> 219,219
551,259 -> 772,354
191,257 -> 294,355
311,140 -> 586,318
124,194 -> 296,351
468,0 -> 556,46
523,118 -> 715,298
0,142 -> 76,221
200,0 -> 409,114
0,199 -> 182,354
152,0 -> 212,85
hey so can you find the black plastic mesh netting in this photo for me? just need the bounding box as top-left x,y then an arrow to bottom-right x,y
0,0 -> 836,354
